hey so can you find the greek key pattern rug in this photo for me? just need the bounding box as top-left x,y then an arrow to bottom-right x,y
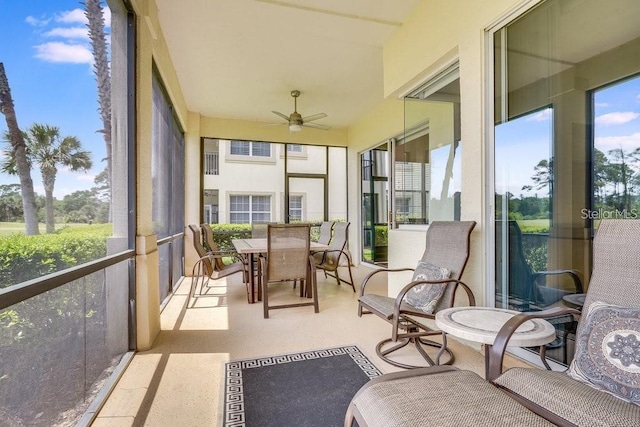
223,345 -> 381,426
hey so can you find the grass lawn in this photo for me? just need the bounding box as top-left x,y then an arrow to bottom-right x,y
517,219 -> 550,233
0,222 -> 93,237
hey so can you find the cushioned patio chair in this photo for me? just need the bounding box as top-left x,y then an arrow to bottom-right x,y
346,219 -> 640,427
357,221 -> 476,368
314,222 -> 355,292
261,223 -> 319,318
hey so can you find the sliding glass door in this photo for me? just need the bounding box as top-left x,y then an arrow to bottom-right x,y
492,0 -> 640,365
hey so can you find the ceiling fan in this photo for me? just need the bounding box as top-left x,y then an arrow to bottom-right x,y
271,90 -> 330,132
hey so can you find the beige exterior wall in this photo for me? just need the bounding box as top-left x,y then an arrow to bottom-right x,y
130,0 -> 190,350
130,0 -> 536,348
372,0 -> 534,305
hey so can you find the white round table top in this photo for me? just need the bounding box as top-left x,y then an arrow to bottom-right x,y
435,306 -> 556,347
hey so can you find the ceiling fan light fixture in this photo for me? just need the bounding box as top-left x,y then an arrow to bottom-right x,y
272,90 -> 329,132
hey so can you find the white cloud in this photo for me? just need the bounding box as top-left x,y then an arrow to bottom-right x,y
595,111 -> 640,126
45,27 -> 89,40
595,132 -> 640,154
34,42 -> 93,64
26,16 -> 50,27
56,9 -> 87,25
103,7 -> 112,28
525,109 -> 552,122
55,7 -> 111,28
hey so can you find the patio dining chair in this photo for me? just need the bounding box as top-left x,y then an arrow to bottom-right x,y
188,224 -> 247,305
357,221 -> 476,368
314,221 -> 355,292
311,220 -> 334,264
201,222 -> 251,284
251,222 -> 269,238
261,223 -> 319,318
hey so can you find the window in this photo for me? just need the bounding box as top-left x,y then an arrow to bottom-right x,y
289,195 -> 303,221
252,142 -> 271,157
287,144 -> 303,153
230,140 -> 271,157
230,195 -> 271,223
204,151 -> 219,175
230,140 -> 250,156
401,65 -> 460,226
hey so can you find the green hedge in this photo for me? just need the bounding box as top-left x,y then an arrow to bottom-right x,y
207,222 -> 330,248
0,225 -> 111,288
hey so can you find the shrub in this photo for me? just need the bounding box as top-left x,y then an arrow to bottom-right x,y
0,225 -> 111,288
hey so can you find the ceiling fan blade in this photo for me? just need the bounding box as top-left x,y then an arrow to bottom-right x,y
303,122 -> 331,130
272,110 -> 290,121
302,112 -> 327,122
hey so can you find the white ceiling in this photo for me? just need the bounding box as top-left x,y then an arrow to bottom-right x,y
155,0 -> 421,129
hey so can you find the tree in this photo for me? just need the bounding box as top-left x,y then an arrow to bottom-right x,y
593,148 -> 609,206
84,0 -> 112,209
3,124 -> 93,233
60,188 -> 109,223
0,63 -> 40,235
607,147 -> 637,211
0,184 -> 23,222
522,159 -> 553,195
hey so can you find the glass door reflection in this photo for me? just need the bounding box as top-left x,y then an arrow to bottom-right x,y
361,144 -> 389,265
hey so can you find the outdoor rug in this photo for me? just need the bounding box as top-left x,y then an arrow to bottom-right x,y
223,345 -> 382,426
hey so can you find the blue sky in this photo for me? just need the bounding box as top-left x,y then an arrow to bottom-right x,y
496,77 -> 640,197
0,1 -> 110,198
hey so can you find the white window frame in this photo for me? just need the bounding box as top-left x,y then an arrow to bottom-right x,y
230,140 -> 271,157
288,195 -> 303,221
226,139 -> 276,164
229,194 -> 272,224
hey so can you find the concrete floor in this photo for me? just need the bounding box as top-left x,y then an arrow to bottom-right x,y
92,265 -> 522,426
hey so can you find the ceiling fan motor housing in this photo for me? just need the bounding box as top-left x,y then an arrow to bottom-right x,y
290,111 -> 302,125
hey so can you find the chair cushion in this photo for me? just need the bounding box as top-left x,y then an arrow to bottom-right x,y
353,369 -> 553,426
495,368 -> 640,426
568,301 -> 640,405
403,262 -> 450,314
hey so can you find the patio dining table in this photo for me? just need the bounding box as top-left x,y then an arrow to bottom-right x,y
232,238 -> 330,303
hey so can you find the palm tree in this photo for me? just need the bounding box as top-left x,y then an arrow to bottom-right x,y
0,63 -> 40,235
3,124 -> 93,233
84,0 -> 112,205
